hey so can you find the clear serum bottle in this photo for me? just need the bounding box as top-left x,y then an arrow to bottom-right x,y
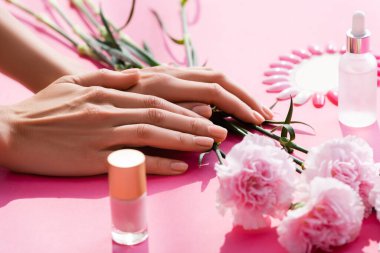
108,149 -> 148,245
339,11 -> 377,127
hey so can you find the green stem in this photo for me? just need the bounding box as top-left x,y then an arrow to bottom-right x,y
71,0 -> 101,29
119,35 -> 160,66
211,113 -> 307,168
73,26 -> 113,67
49,0 -> 74,28
8,0 -> 78,47
180,3 -> 194,67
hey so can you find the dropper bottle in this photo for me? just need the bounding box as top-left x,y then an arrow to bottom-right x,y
338,11 -> 377,127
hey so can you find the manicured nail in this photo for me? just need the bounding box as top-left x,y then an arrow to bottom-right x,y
208,125 -> 228,140
194,136 -> 214,147
170,162 -> 188,172
253,111 -> 265,124
192,105 -> 212,118
261,106 -> 274,119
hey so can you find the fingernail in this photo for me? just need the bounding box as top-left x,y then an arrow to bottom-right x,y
170,162 -> 188,172
194,136 -> 214,148
253,111 -> 265,124
261,106 -> 274,119
192,105 -> 212,118
208,125 -> 228,140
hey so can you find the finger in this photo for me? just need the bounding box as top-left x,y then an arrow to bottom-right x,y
176,102 -> 212,118
63,68 -> 140,90
108,124 -> 214,152
99,90 -> 203,118
134,75 -> 264,124
110,108 -> 226,142
146,66 -> 273,119
145,155 -> 188,175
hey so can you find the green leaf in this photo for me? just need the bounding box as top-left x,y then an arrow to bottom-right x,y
281,124 -> 295,141
198,151 -> 210,166
265,120 -> 315,133
99,7 -> 121,50
190,40 -> 198,66
269,100 -> 278,110
151,9 -> 184,45
117,0 -> 136,31
281,98 -> 294,139
142,41 -> 153,56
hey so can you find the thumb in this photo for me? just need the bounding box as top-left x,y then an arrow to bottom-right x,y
57,68 -> 140,90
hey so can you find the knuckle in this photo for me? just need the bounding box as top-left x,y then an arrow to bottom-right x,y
209,83 -> 222,98
153,73 -> 172,83
211,71 -> 225,80
97,68 -> 109,78
190,118 -> 200,133
52,74 -> 78,85
81,103 -> 102,118
136,124 -> 151,139
86,86 -> 107,102
177,133 -> 188,146
143,95 -> 164,108
150,65 -> 167,72
147,108 -> 165,124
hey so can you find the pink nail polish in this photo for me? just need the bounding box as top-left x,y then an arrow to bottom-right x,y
326,89 -> 338,105
292,49 -> 312,59
269,61 -> 294,69
279,54 -> 302,64
308,45 -> 323,55
264,68 -> 290,76
108,149 -> 148,245
312,93 -> 325,108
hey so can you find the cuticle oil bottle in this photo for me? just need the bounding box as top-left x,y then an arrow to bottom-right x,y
339,11 -> 377,127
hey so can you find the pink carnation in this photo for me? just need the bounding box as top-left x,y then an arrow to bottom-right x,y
215,134 -> 297,230
277,177 -> 364,253
304,135 -> 379,216
369,177 -> 380,222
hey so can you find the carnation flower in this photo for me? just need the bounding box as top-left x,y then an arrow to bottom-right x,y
215,134 -> 297,230
369,177 -> 380,222
303,135 -> 379,216
277,177 -> 364,253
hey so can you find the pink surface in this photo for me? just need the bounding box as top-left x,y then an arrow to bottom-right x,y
1,0 -> 380,252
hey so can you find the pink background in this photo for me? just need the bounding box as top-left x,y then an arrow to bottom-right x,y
1,0 -> 380,252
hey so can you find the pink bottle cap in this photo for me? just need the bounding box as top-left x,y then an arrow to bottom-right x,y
108,149 -> 147,200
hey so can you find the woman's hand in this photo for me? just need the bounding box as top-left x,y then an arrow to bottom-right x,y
0,70 -> 228,176
123,66 -> 274,124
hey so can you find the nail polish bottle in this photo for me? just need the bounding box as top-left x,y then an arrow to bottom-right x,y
339,11 -> 377,127
108,149 -> 148,245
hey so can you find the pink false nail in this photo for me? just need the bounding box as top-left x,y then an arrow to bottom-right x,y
269,61 -> 294,69
279,54 -> 302,64
308,45 -> 323,55
266,82 -> 291,93
378,70 -> 380,77
293,91 -> 312,106
374,54 -> 380,60
263,75 -> 288,85
377,62 -> 380,67
264,68 -> 290,76
378,79 -> 380,87
276,87 -> 299,100
339,45 -> 346,54
312,93 -> 325,108
292,49 -> 312,59
326,44 -> 337,54
326,89 -> 338,105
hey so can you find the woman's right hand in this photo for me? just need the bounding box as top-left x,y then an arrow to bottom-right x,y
0,70 -> 227,176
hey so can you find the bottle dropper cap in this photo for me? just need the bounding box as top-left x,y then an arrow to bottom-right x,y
108,149 -> 147,200
347,11 -> 370,54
